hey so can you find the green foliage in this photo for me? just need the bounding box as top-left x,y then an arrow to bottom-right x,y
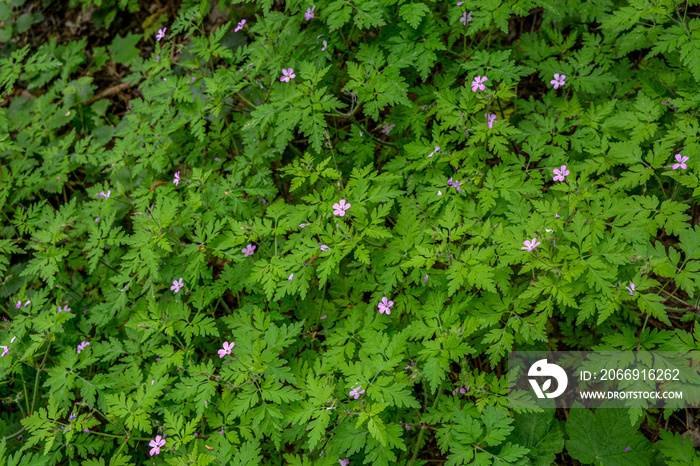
1,0 -> 700,463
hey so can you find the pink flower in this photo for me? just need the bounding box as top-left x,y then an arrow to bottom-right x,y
333,199 -> 351,216
171,278 -> 184,293
460,11 -> 472,24
173,171 -> 180,186
424,274 -> 429,282
15,300 -> 20,309
1,346 -> 8,357
521,238 -> 540,251
550,73 -> 565,89
243,244 -> 257,257
428,146 -> 440,158
381,123 -> 395,135
218,341 -> 235,358
280,68 -> 296,82
99,190 -> 111,199
552,165 -> 569,182
320,245 -> 329,251
234,19 -> 246,32
485,113 -> 496,129
625,283 -> 636,296
672,154 -> 689,170
305,6 -> 316,21
320,314 -> 327,319
322,40 -> 328,51
149,435 -> 166,456
95,218 -> 99,222
377,297 -> 394,314
471,76 -> 487,92
77,341 -> 90,354
156,28 -> 166,41
349,385 -> 365,399
339,460 -> 350,466
288,273 -> 294,281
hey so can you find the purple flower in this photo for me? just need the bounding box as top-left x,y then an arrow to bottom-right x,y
377,297 -> 394,315
219,428 -> 224,435
58,305 -> 71,313
333,199 -> 351,216
84,429 -> 89,433
99,190 -> 111,199
459,11 -> 472,24
521,238 -> 541,251
171,278 -> 184,293
234,19 -> 246,32
95,218 -> 99,222
625,283 -> 636,296
288,273 -> 294,281
553,165 -> 569,182
322,40 -> 328,51
471,76 -> 487,92
24,300 -> 30,307
550,73 -> 566,89
438,190 -> 442,196
339,460 -> 350,466
349,385 -> 365,399
320,245 -> 329,251
485,113 -> 496,129
381,123 -> 395,135
69,413 -> 77,422
218,341 -> 235,358
672,154 -> 689,170
77,341 -> 90,354
15,300 -> 20,309
1,346 -> 8,357
280,68 -> 296,82
624,446 -> 630,452
300,223 -> 308,228
156,28 -> 166,41
428,146 -> 440,158
149,435 -> 166,456
243,244 -> 257,257
173,171 -> 180,186
424,274 -> 429,282
305,6 -> 315,21
404,424 -> 411,430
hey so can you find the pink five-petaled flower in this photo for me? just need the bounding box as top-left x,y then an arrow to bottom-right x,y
625,283 -> 636,296
333,199 -> 351,216
218,341 -> 235,358
243,244 -> 257,257
173,171 -> 180,186
521,238 -> 541,252
377,297 -> 394,314
171,278 -> 184,293
485,113 -> 496,129
349,385 -> 365,399
550,73 -> 566,89
672,154 -> 689,170
459,11 -> 472,24
305,6 -> 315,21
149,435 -> 166,456
77,341 -> 90,354
234,19 -> 246,32
1,346 -> 8,357
471,76 -> 487,92
553,165 -> 569,182
381,123 -> 395,135
280,68 -> 296,82
156,28 -> 166,41
339,460 -> 350,466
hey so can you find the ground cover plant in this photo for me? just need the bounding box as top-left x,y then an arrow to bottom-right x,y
1,0 -> 700,464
